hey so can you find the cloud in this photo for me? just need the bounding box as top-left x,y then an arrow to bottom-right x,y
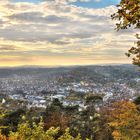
8,12 -> 71,24
44,0 -> 102,3
0,44 -> 17,51
0,0 -> 134,66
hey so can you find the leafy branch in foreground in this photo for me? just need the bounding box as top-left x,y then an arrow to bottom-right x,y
112,0 -> 140,66
8,117 -> 82,140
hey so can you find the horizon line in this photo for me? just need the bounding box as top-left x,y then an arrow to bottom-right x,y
0,63 -> 133,69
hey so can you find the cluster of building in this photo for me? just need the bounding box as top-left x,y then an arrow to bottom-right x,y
0,74 -> 139,109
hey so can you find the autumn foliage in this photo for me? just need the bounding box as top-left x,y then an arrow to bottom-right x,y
112,0 -> 140,66
1,97 -> 140,140
107,101 -> 140,140
0,119 -> 81,140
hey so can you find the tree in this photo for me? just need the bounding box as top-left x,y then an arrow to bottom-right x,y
134,96 -> 140,105
112,0 -> 140,66
6,118 -> 81,140
107,101 -> 140,140
0,108 -> 26,136
0,131 -> 6,140
44,99 -> 71,131
69,94 -> 111,140
58,128 -> 81,140
9,119 -> 60,140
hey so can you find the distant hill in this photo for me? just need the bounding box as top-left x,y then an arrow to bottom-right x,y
0,64 -> 139,84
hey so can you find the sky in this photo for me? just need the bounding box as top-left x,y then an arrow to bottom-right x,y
0,0 -> 136,67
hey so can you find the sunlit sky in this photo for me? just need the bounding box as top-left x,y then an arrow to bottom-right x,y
0,0 -> 136,67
